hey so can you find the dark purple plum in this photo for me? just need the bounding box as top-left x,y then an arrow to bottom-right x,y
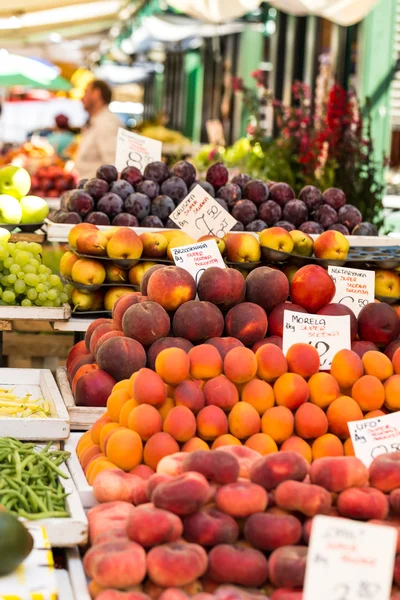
299,185 -> 323,211
352,222 -> 379,236
124,193 -> 151,220
243,179 -> 269,205
136,180 -> 160,200
85,212 -> 110,226
47,210 -> 57,222
217,183 -> 242,207
97,193 -> 124,219
269,183 -> 295,207
206,163 -> 229,189
328,224 -> 350,235
96,165 -> 118,184
171,161 -> 196,187
246,219 -> 267,232
120,166 -> 142,186
231,222 -> 244,231
57,211 -> 82,224
161,177 -> 188,205
165,218 -> 179,229
190,180 -> 215,197
77,179 -> 88,190
67,190 -> 94,216
144,161 -> 169,184
151,195 -> 175,221
258,200 -> 282,226
59,192 -> 71,211
141,215 -> 164,228
232,200 -> 258,225
52,210 -> 68,222
314,205 -> 338,229
112,213 -> 139,227
323,187 -> 346,210
282,199 -> 308,227
215,198 -> 229,211
338,205 -> 362,230
84,178 -> 109,200
231,173 -> 251,191
275,220 -> 295,231
110,180 -> 134,201
299,221 -> 324,234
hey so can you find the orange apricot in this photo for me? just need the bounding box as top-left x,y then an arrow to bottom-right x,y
143,432 -> 180,470
182,437 -> 210,452
107,389 -> 131,422
112,379 -> 131,393
106,429 -> 143,471
351,375 -> 385,411
99,422 -> 121,453
330,349 -> 364,390
128,404 -> 163,441
384,374 -> 400,410
362,350 -> 393,381
256,344 -> 288,382
188,344 -> 223,380
280,436 -> 312,463
274,373 -> 309,410
158,397 -> 175,422
308,372 -> 340,408
228,402 -> 261,440
344,437 -> 355,456
224,347 -> 258,384
163,406 -> 197,442
286,343 -> 320,378
245,433 -> 277,455
133,368 -> 167,406
212,434 -> 242,449
119,398 -> 139,427
196,405 -> 228,441
326,396 -> 363,438
91,414 -> 112,445
312,434 -> 344,460
261,406 -> 294,444
241,379 -> 275,415
87,460 -> 121,486
294,403 -> 328,439
155,347 -> 190,386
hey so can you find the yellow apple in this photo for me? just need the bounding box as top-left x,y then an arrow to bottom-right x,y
313,230 -> 349,260
375,270 -> 400,298
289,230 -> 314,257
259,227 -> 294,253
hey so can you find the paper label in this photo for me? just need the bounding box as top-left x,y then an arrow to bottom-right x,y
115,128 -> 162,173
348,411 -> 400,468
171,240 -> 226,284
303,515 -> 397,600
169,184 -> 237,239
328,266 -> 374,316
282,310 -> 351,370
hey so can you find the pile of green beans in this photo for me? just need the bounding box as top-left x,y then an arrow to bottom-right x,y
0,438 -> 71,520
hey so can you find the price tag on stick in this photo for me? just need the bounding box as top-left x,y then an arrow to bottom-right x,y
328,266 -> 374,317
171,240 -> 226,285
348,411 -> 400,468
304,515 -> 397,600
115,128 -> 162,173
169,185 -> 237,239
282,311 -> 351,370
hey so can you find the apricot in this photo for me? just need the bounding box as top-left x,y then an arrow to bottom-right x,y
155,348 -> 190,386
327,396 -> 363,438
77,431 -> 94,459
245,433 -> 278,455
308,372 -> 340,408
362,350 -> 393,380
393,348 -> 400,374
80,445 -> 102,470
133,368 -> 167,406
147,337 -> 193,371
175,380 -> 205,414
107,390 -> 131,423
143,432 -> 180,471
280,436 -> 312,463
351,375 -> 385,411
223,347 -> 257,384
364,409 -> 386,419
163,406 -> 197,442
211,434 -> 242,449
158,397 -> 175,422
256,344 -> 288,382
196,406 -> 228,441
312,434 -> 344,459
294,403 -> 328,439
384,374 -> 400,410
112,380 -> 131,393
99,423 -> 121,452
274,373 -> 309,410
119,399 -> 139,428
128,404 -> 163,441
87,459 -> 121,486
188,344 -> 222,380
330,349 -> 364,390
203,375 -> 239,411
261,406 -> 294,444
240,378 -> 275,415
182,437 -> 210,452
343,437 -> 355,456
228,402 -> 261,439
286,343 -> 320,378
91,414 -> 113,445
106,429 -> 143,471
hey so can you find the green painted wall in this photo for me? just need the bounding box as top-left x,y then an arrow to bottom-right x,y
237,26 -> 264,137
183,51 -> 204,142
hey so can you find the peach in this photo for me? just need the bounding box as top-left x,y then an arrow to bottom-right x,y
123,301 -> 170,348
147,337 -> 193,371
182,437 -> 210,452
362,350 -> 393,380
205,337 -> 245,360
294,403 -> 328,439
268,303 -> 307,338
250,451 -> 309,490
253,335 -> 283,351
275,480 -> 332,516
358,302 -> 400,347
211,435 -> 242,449
245,433 -> 278,455
89,322 -> 117,356
198,267 -> 246,310
308,372 -> 340,408
351,375 -> 385,411
207,544 -> 268,587
197,406 -> 228,441
134,368 -> 167,406
330,349 -> 364,389
261,406 -> 294,444
286,343 -> 320,379
312,434 -> 344,459
309,456 -> 368,491
72,363 -> 99,395
244,512 -> 302,550
183,507 -> 239,546
158,590 -> 188,600
87,501 -> 134,541
246,266 -> 289,313
84,318 -> 112,352
126,503 -> 183,546
327,396 -> 363,438
291,264 -> 335,312
97,337 -> 146,382
270,591 -> 303,600
140,264 -> 164,295
269,546 -> 307,589
215,480 -> 268,517
152,471 -> 210,515
175,380 -> 205,414
156,452 -> 186,477
112,294 -> 142,331
130,465 -> 155,480
83,540 -> 146,589
143,433 -> 180,471
274,373 -> 309,410
173,300 -> 224,343
146,473 -> 174,500
66,339 -> 90,373
225,302 -> 268,346
128,405 -> 163,441
188,345 -> 223,381
281,437 -> 312,463
390,489 -> 400,514
352,340 -> 380,358
93,470 -> 146,504
181,449 -> 239,484
215,445 -> 261,479
75,370 -> 116,408
337,487 -> 389,520
147,266 -> 196,311
147,541 -> 208,587
241,379 -> 275,415
106,429 -> 143,471
155,348 -> 190,386
318,302 -> 358,340
96,593 -> 151,600
369,453 -> 400,492
384,375 -> 400,410
94,330 -> 125,356
228,402 -> 261,439
163,406 -> 197,442
203,375 -> 239,411
256,344 -> 288,382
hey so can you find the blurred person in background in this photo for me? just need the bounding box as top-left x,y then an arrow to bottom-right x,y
47,114 -> 75,160
75,79 -> 122,179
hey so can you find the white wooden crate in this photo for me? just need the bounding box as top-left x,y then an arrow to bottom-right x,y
66,547 -> 91,600
56,367 -> 105,431
0,369 -> 70,440
65,433 -> 97,509
0,303 -> 71,321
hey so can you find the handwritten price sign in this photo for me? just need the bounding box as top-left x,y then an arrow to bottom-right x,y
171,240 -> 226,284
303,515 -> 397,600
169,185 -> 237,239
348,411 -> 400,468
115,128 -> 162,173
327,266 -> 374,317
282,311 -> 351,370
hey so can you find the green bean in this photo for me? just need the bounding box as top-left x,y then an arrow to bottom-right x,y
18,509 -> 69,520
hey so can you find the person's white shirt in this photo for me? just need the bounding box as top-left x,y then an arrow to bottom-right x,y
75,107 -> 123,180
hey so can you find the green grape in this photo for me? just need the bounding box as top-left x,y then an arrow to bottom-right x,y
2,269 -> 9,276
53,297 -> 61,307
0,248 -> 9,261
21,299 -> 32,306
59,292 -> 68,304
63,283 -> 74,298
9,264 -> 20,275
49,274 -> 61,287
3,257 -> 13,269
47,289 -> 58,300
39,274 -> 47,283
25,273 -> 39,287
23,264 -> 36,274
0,300 -> 6,306
0,288 -> 3,299
1,276 -> 8,287
34,299 -> 43,306
7,274 -> 16,285
6,243 -> 14,253
43,299 -> 54,307
16,242 -> 30,251
14,280 -> 26,295
28,243 -> 42,254
36,283 -> 45,293
27,288 -> 37,300
15,251 -> 30,267
38,265 -> 48,274
38,292 -> 47,302
17,272 -> 25,280
29,259 -> 40,269
3,290 -> 15,303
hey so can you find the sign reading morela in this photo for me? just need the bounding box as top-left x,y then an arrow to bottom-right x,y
115,128 -> 162,173
171,239 -> 226,284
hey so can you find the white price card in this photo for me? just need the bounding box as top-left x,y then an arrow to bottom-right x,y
171,240 -> 226,285
115,128 -> 162,173
303,515 -> 397,600
328,266 -> 374,317
282,310 -> 351,370
348,411 -> 400,468
169,184 -> 237,239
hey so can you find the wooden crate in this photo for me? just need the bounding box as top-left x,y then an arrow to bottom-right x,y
66,547 -> 91,600
65,433 -> 97,509
56,367 -> 105,430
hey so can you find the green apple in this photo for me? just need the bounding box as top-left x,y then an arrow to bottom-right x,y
0,195 -> 22,224
0,228 -> 10,244
0,166 -> 31,200
20,195 -> 49,224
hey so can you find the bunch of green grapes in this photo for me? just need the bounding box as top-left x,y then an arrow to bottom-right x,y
0,242 -> 71,307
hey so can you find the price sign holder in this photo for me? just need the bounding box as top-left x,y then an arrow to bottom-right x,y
304,515 -> 397,600
115,128 -> 162,173
327,266 -> 374,317
169,185 -> 237,239
348,411 -> 400,467
171,240 -> 226,285
282,310 -> 351,370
